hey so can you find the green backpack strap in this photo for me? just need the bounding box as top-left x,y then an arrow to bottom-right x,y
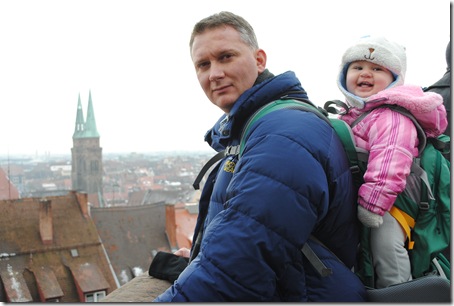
238,98 -> 331,157
329,119 -> 368,179
323,100 -> 369,189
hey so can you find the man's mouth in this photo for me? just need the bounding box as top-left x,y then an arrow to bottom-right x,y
213,85 -> 231,92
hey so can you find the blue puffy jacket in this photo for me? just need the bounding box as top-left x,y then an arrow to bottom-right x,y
154,71 -> 366,302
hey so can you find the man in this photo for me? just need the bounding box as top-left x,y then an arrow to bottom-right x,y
153,11 -> 366,302
424,41 -> 451,161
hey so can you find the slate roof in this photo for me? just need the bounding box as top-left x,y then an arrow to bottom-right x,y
91,203 -> 171,286
91,199 -> 198,286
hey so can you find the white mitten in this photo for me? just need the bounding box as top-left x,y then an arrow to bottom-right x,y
357,206 -> 383,228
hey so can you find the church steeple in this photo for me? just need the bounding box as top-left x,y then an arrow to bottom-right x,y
84,90 -> 100,138
73,94 -> 85,139
71,91 -> 103,199
73,91 -> 100,139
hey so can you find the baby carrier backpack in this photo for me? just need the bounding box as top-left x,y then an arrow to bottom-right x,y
192,96 -> 451,302
323,100 -> 451,285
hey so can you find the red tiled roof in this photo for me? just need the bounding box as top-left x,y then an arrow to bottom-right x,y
33,265 -> 64,301
0,264 -> 33,302
0,191 -> 118,302
175,204 -> 197,249
69,262 -> 110,293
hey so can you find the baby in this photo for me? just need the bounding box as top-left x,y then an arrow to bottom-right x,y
336,36 -> 447,288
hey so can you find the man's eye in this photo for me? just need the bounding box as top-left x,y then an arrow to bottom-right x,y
220,54 -> 232,61
198,62 -> 209,69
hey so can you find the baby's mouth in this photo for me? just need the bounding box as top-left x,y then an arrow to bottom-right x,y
358,82 -> 373,87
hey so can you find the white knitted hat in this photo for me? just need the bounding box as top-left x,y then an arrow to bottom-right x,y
337,36 -> 407,108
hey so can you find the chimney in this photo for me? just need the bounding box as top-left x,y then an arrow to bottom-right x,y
165,204 -> 177,251
39,199 -> 53,245
73,191 -> 89,218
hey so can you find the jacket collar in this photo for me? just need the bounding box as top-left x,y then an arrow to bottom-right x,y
204,70 -> 308,150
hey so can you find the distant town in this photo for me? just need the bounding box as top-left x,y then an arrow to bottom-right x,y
0,151 -> 214,206
0,90 -> 215,206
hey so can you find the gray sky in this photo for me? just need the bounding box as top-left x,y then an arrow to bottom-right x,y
1,0 -> 451,156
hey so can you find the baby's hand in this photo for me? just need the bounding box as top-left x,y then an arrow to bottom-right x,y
357,206 -> 383,228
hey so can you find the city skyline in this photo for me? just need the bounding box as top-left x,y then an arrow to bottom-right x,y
1,0 -> 450,155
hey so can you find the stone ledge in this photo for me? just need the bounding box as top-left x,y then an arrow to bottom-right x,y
100,274 -> 171,302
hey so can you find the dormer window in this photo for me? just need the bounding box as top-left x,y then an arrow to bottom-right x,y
85,291 -> 106,302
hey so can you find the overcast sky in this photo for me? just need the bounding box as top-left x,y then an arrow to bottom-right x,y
1,0 -> 451,156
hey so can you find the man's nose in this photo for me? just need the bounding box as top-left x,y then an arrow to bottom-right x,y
209,64 -> 225,82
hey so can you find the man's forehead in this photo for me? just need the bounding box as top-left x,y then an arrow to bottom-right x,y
191,26 -> 243,58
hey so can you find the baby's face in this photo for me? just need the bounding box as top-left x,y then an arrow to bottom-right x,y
346,60 -> 394,98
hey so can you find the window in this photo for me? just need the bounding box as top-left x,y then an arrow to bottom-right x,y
91,160 -> 99,173
85,291 -> 106,302
70,249 -> 79,257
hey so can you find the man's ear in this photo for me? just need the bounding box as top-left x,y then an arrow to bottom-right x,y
256,49 -> 267,73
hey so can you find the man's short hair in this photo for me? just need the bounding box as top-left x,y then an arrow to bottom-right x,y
189,11 -> 259,51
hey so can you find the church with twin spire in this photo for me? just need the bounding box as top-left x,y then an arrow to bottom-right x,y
71,91 -> 103,200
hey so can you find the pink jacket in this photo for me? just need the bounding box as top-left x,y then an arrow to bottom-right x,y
340,85 -> 447,216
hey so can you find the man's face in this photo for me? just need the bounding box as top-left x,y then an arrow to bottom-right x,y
191,26 -> 266,113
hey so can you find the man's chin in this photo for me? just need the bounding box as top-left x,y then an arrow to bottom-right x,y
214,98 -> 236,113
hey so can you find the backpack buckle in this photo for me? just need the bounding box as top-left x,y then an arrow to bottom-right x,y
419,201 -> 430,211
350,165 -> 361,174
225,145 -> 240,156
